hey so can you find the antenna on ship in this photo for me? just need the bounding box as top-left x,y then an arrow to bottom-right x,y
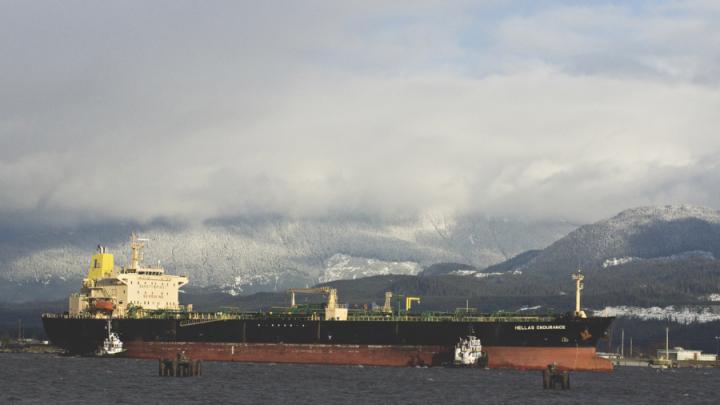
572,269 -> 587,318
129,233 -> 150,270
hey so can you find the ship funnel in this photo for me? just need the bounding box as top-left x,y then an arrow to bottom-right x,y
87,247 -> 114,281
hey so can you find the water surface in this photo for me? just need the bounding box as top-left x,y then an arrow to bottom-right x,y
0,353 -> 717,404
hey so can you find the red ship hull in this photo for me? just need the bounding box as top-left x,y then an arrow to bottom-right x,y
124,341 -> 612,371
484,346 -> 612,371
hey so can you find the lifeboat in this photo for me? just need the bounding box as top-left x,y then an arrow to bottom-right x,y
94,299 -> 115,311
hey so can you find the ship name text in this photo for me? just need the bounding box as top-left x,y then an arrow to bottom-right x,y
514,325 -> 566,331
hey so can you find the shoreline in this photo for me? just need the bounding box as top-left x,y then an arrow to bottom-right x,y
0,344 -> 65,355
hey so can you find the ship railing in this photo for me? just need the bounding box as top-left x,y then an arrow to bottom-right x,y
344,314 -> 558,322
42,313 -> 96,319
43,311 -> 562,322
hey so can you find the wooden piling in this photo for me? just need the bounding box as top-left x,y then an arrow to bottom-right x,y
542,364 -> 570,390
159,354 -> 202,377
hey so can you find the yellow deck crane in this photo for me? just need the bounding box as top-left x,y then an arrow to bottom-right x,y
405,296 -> 421,312
288,287 -> 348,321
382,292 -> 421,315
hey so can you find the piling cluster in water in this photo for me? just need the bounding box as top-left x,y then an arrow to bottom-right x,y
158,353 -> 202,377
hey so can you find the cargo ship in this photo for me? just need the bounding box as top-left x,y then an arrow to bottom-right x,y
42,235 -> 614,371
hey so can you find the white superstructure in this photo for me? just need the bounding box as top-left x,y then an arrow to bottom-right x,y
69,234 -> 189,316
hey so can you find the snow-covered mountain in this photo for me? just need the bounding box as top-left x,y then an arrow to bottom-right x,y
489,205 -> 720,277
8,204 -> 719,304
0,214 -> 575,301
319,254 -> 421,283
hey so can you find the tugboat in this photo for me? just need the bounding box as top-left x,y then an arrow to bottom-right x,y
96,320 -> 125,356
453,335 -> 488,367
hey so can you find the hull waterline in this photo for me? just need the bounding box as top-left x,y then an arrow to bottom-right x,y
123,341 -> 612,371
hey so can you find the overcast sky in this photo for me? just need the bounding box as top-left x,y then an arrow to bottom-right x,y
1,0 -> 719,227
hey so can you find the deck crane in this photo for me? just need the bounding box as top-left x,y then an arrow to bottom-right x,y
382,292 -> 393,313
405,296 -> 420,312
287,287 -> 347,320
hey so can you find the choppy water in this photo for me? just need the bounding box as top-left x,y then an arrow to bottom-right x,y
0,353 -> 718,404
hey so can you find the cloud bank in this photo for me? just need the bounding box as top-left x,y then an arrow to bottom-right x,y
1,1 -> 720,227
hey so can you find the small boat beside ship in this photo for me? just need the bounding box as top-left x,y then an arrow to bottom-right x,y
42,235 -> 614,370
95,320 -> 125,356
453,335 -> 488,367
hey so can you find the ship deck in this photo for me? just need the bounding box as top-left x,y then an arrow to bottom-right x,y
42,311 -> 590,323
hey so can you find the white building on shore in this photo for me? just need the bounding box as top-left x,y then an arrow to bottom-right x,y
657,347 -> 717,362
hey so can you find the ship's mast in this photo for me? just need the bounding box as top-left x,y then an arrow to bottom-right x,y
129,233 -> 147,270
572,270 -> 587,318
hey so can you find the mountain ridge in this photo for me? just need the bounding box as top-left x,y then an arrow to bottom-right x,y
0,214 -> 574,302
495,205 -> 720,277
